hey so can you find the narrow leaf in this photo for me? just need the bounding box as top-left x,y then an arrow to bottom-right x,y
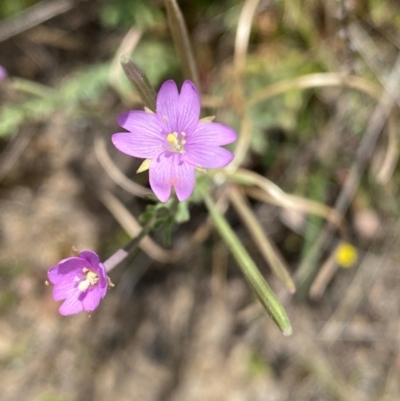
203,193 -> 292,336
228,185 -> 296,293
120,55 -> 157,111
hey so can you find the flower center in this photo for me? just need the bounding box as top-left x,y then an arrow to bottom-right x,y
77,268 -> 99,292
167,132 -> 186,153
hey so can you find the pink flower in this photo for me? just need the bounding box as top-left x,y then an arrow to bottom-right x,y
112,80 -> 237,202
47,251 -> 108,315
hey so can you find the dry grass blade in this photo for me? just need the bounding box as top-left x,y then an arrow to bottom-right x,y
228,185 -> 295,293
234,0 -> 261,74
348,22 -> 399,183
309,244 -> 341,300
0,0 -> 78,42
330,54 -> 400,228
108,28 -> 142,105
164,0 -> 200,88
200,94 -> 224,108
245,187 -> 341,226
226,114 -> 252,173
298,53 -> 400,296
229,169 -> 340,224
247,73 -> 381,107
375,119 -> 398,184
94,135 -> 152,198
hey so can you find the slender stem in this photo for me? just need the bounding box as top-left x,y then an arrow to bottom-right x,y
103,218 -> 155,272
164,0 -> 200,88
234,0 -> 260,74
10,78 -> 55,97
203,192 -> 292,336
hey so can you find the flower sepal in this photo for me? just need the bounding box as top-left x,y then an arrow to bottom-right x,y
199,115 -> 215,123
137,158 -> 152,173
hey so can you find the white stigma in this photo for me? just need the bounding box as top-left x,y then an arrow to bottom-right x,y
77,268 -> 99,292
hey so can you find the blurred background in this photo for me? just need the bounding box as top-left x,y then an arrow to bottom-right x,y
1,0 -> 400,400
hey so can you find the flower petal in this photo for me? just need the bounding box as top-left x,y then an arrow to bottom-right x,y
48,265 -> 62,284
188,122 -> 237,146
59,290 -> 84,316
58,257 -> 88,273
176,80 -> 201,134
156,80 -> 179,133
53,278 -> 79,301
113,111 -> 164,158
184,145 -> 234,168
99,281 -> 108,297
81,288 -> 102,312
173,161 -> 195,202
48,257 -> 87,284
80,250 -> 100,270
117,110 -> 162,135
149,152 -> 195,202
157,80 -> 201,135
112,133 -> 163,159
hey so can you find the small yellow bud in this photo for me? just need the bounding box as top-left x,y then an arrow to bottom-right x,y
335,242 -> 358,268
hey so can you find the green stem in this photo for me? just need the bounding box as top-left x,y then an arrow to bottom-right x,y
203,192 -> 292,336
10,78 -> 55,98
228,185 -> 295,293
103,218 -> 155,272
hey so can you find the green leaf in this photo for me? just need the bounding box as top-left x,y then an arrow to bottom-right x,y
120,57 -> 157,111
203,193 -> 292,336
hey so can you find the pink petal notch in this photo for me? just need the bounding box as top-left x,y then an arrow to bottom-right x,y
176,80 -> 201,134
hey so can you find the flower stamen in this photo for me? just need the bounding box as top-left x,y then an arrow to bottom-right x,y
167,132 -> 186,153
77,268 -> 99,292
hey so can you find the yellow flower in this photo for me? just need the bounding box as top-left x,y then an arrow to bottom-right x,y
335,242 -> 358,268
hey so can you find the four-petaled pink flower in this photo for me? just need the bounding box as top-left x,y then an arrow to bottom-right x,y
112,80 -> 237,202
48,250 -> 108,315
